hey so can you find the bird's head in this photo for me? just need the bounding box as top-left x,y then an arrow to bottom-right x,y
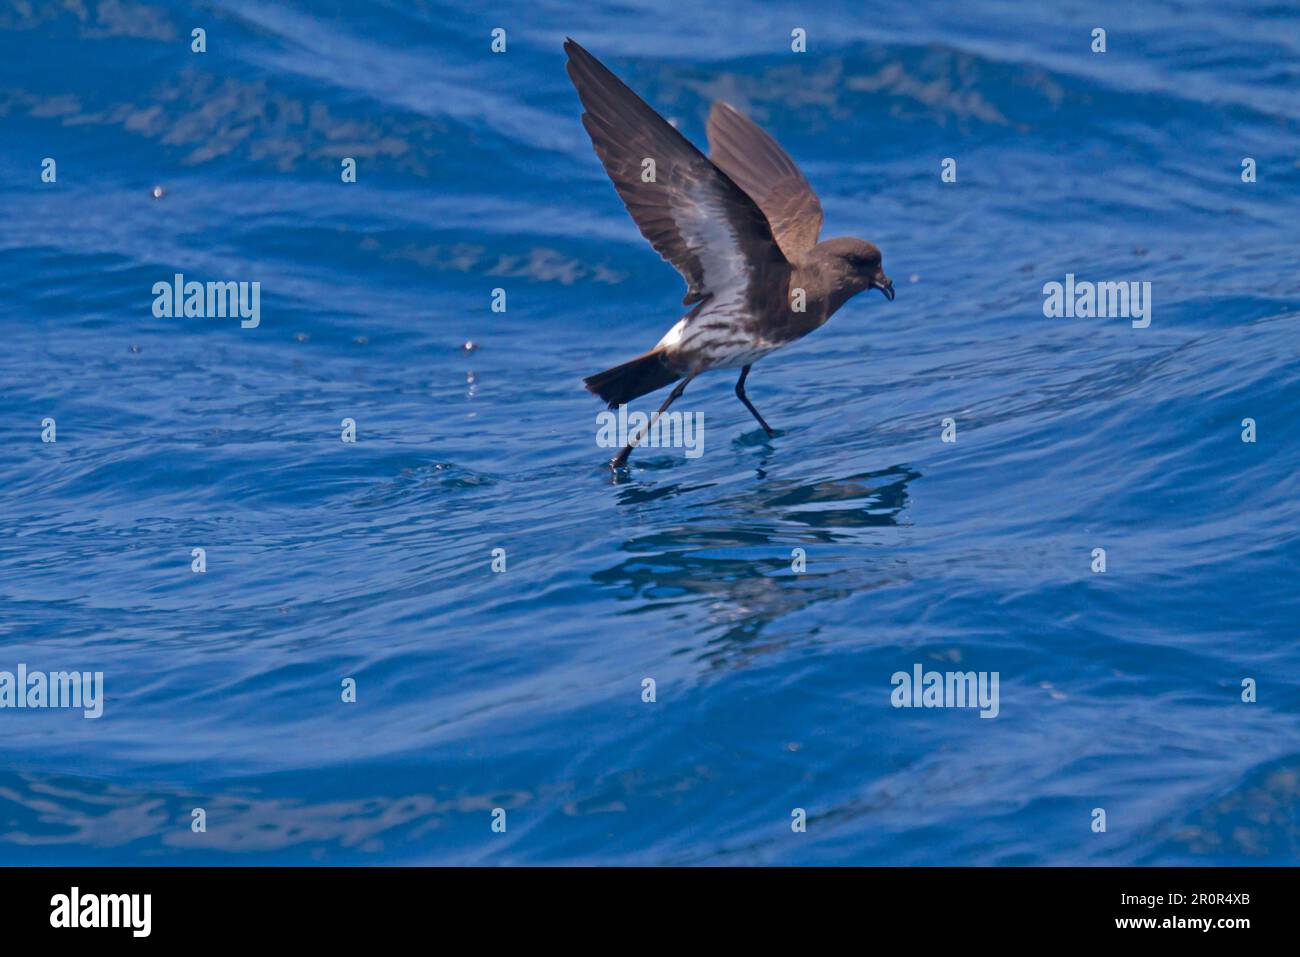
821,237 -> 894,302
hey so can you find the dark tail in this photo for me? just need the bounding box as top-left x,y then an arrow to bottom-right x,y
584,348 -> 681,408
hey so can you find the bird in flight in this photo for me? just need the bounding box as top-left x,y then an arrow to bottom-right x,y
565,39 -> 894,470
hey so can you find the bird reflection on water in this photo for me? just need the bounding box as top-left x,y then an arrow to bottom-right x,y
598,464 -> 919,665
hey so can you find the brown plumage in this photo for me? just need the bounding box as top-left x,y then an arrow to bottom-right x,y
582,347 -> 681,408
565,39 -> 894,468
706,100 -> 824,260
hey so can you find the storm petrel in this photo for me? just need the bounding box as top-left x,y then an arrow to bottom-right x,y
565,39 -> 894,469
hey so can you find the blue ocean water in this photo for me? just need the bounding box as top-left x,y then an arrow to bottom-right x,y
1,0 -> 1298,865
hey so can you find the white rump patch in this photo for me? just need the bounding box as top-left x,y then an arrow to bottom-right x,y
656,317 -> 688,349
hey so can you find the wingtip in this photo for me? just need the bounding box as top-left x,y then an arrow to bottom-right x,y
564,37 -> 596,76
707,100 -> 744,130
564,40 -> 587,84
564,38 -> 616,90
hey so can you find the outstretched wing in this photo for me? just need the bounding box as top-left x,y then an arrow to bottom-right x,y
706,101 -> 824,259
565,39 -> 787,307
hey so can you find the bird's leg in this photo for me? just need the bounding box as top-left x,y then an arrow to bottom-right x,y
735,365 -> 776,438
611,374 -> 695,470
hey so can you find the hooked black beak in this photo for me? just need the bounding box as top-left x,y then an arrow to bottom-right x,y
873,275 -> 895,301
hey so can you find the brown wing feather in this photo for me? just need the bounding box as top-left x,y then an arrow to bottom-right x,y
706,101 -> 824,259
564,39 -> 787,306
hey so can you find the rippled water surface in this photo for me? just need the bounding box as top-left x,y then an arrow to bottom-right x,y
1,0 -> 1298,864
